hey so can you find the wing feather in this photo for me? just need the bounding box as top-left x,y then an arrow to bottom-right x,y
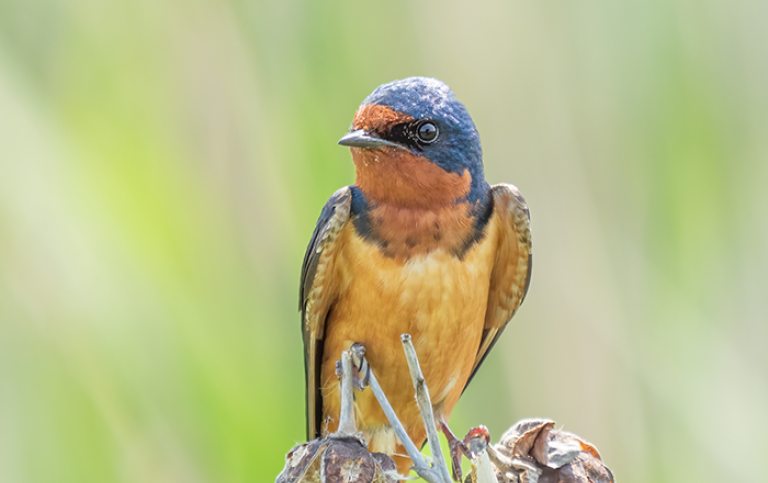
299,187 -> 352,440
465,183 -> 532,389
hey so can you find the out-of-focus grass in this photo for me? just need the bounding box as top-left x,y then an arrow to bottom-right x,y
0,1 -> 766,482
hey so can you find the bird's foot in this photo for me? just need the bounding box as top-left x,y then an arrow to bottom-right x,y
440,422 -> 472,482
334,343 -> 370,391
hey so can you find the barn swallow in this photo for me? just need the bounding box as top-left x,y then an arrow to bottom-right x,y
300,77 -> 532,478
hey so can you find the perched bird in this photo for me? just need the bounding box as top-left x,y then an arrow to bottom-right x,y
300,77 -> 532,477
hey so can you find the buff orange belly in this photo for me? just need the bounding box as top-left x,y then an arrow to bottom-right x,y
319,222 -> 498,457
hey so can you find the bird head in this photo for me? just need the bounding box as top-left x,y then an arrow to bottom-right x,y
339,77 -> 487,206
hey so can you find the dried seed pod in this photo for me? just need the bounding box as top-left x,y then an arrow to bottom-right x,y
468,420 -> 614,483
497,419 -> 555,459
276,436 -> 398,483
530,426 -> 582,469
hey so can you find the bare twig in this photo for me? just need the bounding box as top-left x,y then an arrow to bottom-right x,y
363,364 -> 445,482
353,340 -> 451,483
401,334 -> 453,483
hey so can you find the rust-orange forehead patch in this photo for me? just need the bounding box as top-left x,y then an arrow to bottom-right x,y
353,104 -> 413,133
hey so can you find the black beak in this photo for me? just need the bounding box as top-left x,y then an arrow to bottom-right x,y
338,129 -> 402,149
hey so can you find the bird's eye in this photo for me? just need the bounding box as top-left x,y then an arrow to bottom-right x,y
416,121 -> 439,143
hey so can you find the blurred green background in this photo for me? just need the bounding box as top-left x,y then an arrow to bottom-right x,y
1,0 -> 766,482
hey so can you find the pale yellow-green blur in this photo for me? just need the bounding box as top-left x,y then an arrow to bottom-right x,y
1,1 -> 766,482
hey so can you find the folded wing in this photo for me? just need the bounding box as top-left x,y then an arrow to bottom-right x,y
466,183 -> 532,389
299,187 -> 353,439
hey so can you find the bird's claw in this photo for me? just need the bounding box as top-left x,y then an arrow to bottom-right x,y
439,422 -> 474,481
334,343 -> 370,391
349,343 -> 370,391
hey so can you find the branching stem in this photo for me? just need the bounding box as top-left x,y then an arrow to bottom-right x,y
357,336 -> 452,483
401,334 -> 454,483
